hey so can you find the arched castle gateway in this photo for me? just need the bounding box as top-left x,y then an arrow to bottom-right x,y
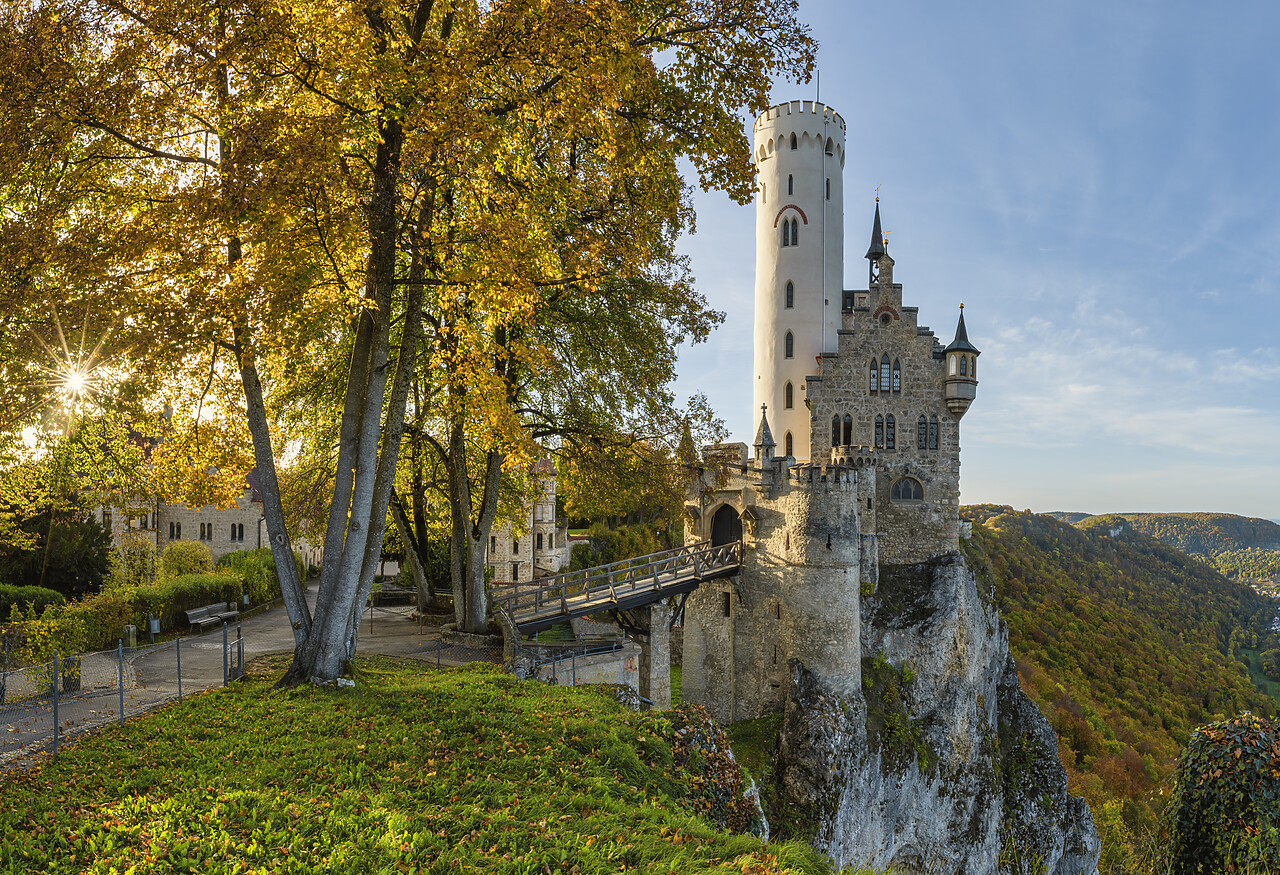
684,100 -> 980,721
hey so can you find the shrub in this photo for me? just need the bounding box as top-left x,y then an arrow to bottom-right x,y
113,534 -> 157,588
128,574 -> 244,633
216,548 -> 301,605
159,540 -> 213,578
1165,712 -> 1280,874
1260,648 -> 1280,682
0,584 -> 65,617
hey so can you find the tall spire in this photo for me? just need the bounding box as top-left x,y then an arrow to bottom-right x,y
945,303 -> 980,354
864,198 -> 886,261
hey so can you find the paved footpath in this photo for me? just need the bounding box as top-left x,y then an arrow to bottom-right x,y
1,591 -> 490,768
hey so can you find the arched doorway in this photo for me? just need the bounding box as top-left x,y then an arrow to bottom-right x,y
710,505 -> 742,546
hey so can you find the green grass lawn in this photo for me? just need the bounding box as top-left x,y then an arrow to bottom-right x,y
0,656 -> 826,875
671,665 -> 682,705
1240,646 -> 1280,703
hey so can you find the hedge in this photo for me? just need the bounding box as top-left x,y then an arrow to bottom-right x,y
216,548 -> 301,605
0,584 -> 65,619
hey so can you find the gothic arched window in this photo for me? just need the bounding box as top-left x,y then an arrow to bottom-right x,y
790,218 -> 799,245
875,415 -> 884,448
891,477 -> 924,502
960,355 -> 968,376
918,416 -> 927,450
781,220 -> 790,247
886,414 -> 896,449
842,414 -> 853,446
970,356 -> 977,377
789,132 -> 797,150
892,359 -> 901,393
785,281 -> 794,309
880,355 -> 891,393
784,381 -> 793,409
832,416 -> 840,448
869,359 -> 879,393
784,331 -> 794,359
825,137 -> 834,155
785,431 -> 794,457
929,415 -> 939,450
787,174 -> 793,196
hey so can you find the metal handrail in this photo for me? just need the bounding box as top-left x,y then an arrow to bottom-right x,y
498,539 -> 742,624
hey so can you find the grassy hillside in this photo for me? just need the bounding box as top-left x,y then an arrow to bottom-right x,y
0,657 -> 827,875
962,506 -> 1278,871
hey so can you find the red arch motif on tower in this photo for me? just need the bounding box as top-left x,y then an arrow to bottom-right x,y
773,205 -> 809,227
872,305 -> 900,321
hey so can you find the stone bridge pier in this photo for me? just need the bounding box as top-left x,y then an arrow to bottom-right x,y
626,601 -> 672,710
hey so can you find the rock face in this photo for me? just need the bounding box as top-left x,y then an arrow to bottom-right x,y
770,553 -> 1099,874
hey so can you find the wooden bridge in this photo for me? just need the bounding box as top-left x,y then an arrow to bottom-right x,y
495,540 -> 743,634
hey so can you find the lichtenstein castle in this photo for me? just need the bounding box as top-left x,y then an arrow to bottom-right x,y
681,101 -> 1098,874
683,100 -> 980,722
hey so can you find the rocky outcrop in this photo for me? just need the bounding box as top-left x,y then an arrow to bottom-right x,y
770,553 -> 1099,874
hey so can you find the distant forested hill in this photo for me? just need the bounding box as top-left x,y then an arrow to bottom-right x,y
961,505 -> 1278,867
1045,511 -> 1093,524
1079,512 -> 1280,581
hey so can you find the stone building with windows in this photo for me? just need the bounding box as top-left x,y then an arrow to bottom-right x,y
485,458 -> 570,584
682,100 -> 979,721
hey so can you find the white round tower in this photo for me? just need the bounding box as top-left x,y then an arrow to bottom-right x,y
751,100 -> 846,462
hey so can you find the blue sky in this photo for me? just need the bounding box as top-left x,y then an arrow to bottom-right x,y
672,0 -> 1280,521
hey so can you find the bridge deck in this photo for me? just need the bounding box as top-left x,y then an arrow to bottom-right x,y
497,540 -> 742,633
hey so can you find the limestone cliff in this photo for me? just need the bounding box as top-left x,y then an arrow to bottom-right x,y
769,553 -> 1099,874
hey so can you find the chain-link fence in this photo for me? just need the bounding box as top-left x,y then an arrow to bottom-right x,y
1,623 -> 252,769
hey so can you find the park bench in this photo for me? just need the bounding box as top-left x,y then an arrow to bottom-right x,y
183,602 -> 240,633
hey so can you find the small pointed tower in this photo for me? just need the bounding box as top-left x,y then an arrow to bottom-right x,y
753,404 -> 776,467
944,304 -> 980,418
865,198 -> 886,286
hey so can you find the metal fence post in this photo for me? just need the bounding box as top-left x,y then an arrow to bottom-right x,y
222,622 -> 228,686
176,635 -> 182,702
52,652 -> 60,758
118,639 -> 124,727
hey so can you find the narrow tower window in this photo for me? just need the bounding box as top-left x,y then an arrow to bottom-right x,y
918,416 -> 927,450
880,355 -> 891,393
785,431 -> 793,457
886,415 -> 896,449
789,132 -> 797,150
842,414 -> 853,446
787,174 -> 793,196
825,137 -> 834,155
832,416 -> 841,448
826,178 -> 830,200
790,218 -> 799,245
892,359 -> 901,393
970,356 -> 977,377
781,221 -> 790,246
785,281 -> 794,309
929,416 -> 939,450
869,359 -> 879,393
784,382 -> 793,409
785,331 -> 794,359
960,356 -> 968,376
875,415 -> 884,448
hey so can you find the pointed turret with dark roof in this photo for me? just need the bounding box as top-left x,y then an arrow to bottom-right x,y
864,199 -> 886,261
944,304 -> 981,355
943,304 -> 980,418
753,404 -> 775,466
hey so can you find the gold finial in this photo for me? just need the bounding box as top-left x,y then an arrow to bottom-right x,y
875,184 -> 881,203
959,301 -> 965,311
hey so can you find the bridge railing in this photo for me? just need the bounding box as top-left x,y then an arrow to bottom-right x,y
496,540 -> 742,622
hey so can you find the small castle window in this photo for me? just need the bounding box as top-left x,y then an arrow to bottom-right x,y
869,359 -> 879,393
513,538 -> 519,555
784,382 -> 793,409
826,178 -> 830,200
880,355 -> 891,393
789,132 -> 797,150
723,591 -> 732,617
970,356 -> 977,377
781,220 -> 790,246
536,533 -> 543,551
490,535 -> 496,552
787,174 -> 793,196
892,359 -> 901,393
791,218 -> 799,245
512,563 -> 520,581
825,137 -> 834,156
891,477 -> 924,502
773,645 -> 778,665
784,331 -> 794,359
960,356 -> 968,376
929,416 -> 939,450
785,431 -> 793,457
785,281 -> 794,308
886,415 -> 896,449
169,522 -> 175,540
842,414 -> 852,446
918,416 -> 927,450
875,415 -> 884,448
831,416 -> 840,448
103,509 -> 111,532
949,354 -> 958,376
